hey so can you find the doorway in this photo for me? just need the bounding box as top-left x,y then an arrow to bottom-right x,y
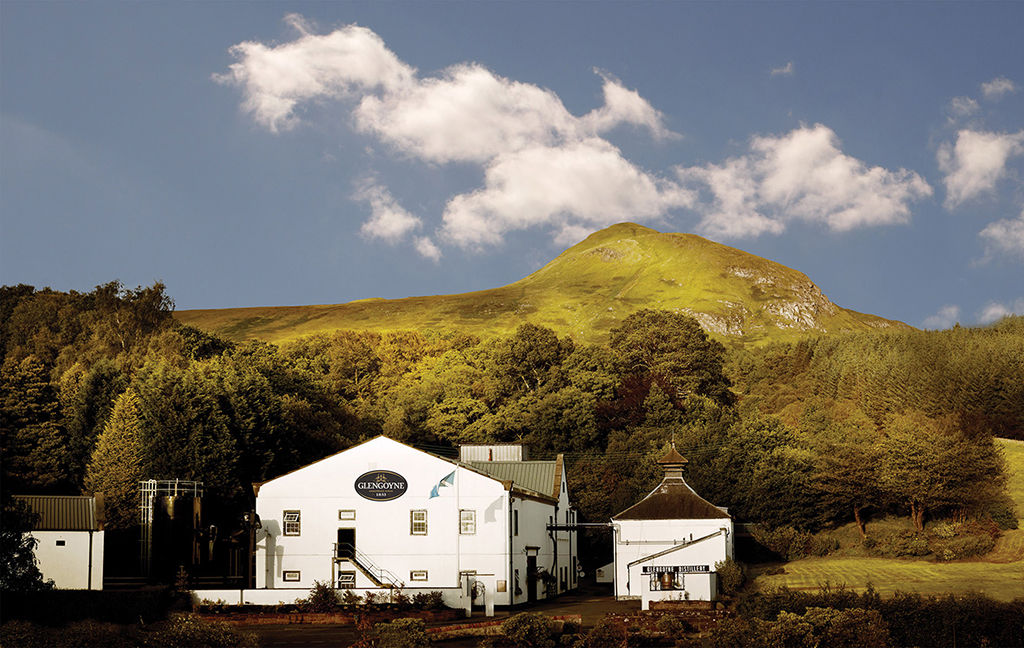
337,528 -> 355,560
526,555 -> 537,603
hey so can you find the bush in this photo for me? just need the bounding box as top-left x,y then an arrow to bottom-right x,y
751,525 -> 813,560
340,589 -> 362,606
655,613 -> 690,636
714,557 -> 747,598
374,618 -> 430,648
502,612 -> 556,647
585,618 -> 627,648
301,580 -> 338,613
0,614 -> 259,648
412,590 -> 446,610
148,613 -> 260,647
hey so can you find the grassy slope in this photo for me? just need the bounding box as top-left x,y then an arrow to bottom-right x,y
175,223 -> 907,346
752,439 -> 1024,602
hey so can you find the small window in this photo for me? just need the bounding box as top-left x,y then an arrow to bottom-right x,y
410,510 -> 427,535
338,571 -> 356,588
283,570 -> 301,582
283,510 -> 301,536
410,570 -> 428,581
460,509 -> 476,535
513,509 -> 519,536
339,510 -> 356,521
56,540 -> 66,547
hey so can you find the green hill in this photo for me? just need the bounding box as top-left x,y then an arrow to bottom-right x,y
175,223 -> 909,345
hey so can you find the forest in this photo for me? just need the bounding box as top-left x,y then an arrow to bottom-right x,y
2,281 -> 1021,568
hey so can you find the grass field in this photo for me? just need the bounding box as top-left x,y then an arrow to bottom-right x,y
749,439 -> 1024,602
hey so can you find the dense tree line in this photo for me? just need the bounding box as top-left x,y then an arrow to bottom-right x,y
1,283 -> 1017,565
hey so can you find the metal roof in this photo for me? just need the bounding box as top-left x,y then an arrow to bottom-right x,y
467,460 -> 559,498
14,495 -> 101,531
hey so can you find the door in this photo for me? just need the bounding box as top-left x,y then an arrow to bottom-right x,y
526,555 -> 538,603
337,528 -> 355,559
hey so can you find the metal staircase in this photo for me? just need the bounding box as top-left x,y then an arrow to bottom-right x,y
332,543 -> 402,588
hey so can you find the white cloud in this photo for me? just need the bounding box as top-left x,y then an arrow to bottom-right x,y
219,15 -> 685,250
440,139 -> 694,248
981,76 -> 1019,101
414,236 -> 442,262
770,62 -> 795,76
922,304 -> 961,329
947,96 -> 979,120
213,15 -> 415,133
678,124 -> 932,238
354,179 -> 421,242
937,129 -> 1024,209
977,298 -> 1024,324
978,208 -> 1024,260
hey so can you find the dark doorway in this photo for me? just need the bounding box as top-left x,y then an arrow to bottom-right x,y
526,555 -> 538,603
337,528 -> 355,559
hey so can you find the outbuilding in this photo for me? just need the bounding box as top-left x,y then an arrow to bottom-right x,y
16,495 -> 105,590
252,436 -> 577,607
611,447 -> 733,608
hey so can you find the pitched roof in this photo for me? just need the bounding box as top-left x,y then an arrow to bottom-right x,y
15,495 -> 101,531
612,477 -> 729,521
466,460 -> 561,499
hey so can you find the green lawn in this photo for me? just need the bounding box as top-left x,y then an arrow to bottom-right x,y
749,438 -> 1024,602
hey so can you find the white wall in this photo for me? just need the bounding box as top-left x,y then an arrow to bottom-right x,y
31,530 -> 104,590
628,536 -> 728,608
256,437 -> 573,607
614,519 -> 732,600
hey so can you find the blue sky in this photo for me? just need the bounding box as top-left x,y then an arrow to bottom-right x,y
2,2 -> 1022,330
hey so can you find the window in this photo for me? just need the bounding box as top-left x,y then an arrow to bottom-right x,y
460,509 -> 476,535
283,570 -> 301,582
55,540 -> 66,547
338,510 -> 356,521
283,510 -> 301,536
410,570 -> 428,581
513,510 -> 519,536
410,510 -> 427,535
337,572 -> 356,588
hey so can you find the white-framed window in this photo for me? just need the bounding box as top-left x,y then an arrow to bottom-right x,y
283,510 -> 301,536
460,509 -> 476,535
410,570 -> 428,581
283,570 -> 301,582
339,510 -> 356,521
338,571 -> 356,588
410,509 -> 427,535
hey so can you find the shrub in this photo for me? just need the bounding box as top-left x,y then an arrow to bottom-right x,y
655,613 -> 690,636
374,618 -> 430,648
148,613 -> 260,647
340,589 -> 362,606
714,557 -> 747,598
751,525 -> 813,560
502,612 -> 556,647
302,580 -> 338,613
585,618 -> 627,648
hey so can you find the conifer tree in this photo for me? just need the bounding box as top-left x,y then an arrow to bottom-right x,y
85,388 -> 143,530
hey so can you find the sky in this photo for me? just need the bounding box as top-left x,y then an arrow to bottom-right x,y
2,2 -> 1023,330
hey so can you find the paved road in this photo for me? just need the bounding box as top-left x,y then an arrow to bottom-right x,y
246,584 -> 640,647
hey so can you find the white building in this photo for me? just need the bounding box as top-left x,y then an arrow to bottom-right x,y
16,495 -> 105,590
252,437 -> 577,607
611,447 -> 733,609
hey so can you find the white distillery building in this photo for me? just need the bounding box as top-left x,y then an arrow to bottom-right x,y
252,436 -> 578,607
16,495 -> 105,590
611,447 -> 733,609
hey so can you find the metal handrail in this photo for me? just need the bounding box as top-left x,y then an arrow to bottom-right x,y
333,543 -> 402,588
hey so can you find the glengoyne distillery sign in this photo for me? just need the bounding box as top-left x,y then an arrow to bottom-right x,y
354,471 -> 408,501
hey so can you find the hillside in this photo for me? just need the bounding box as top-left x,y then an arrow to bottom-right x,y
175,223 -> 909,345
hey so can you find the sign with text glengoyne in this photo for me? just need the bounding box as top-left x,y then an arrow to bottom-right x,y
354,471 -> 408,501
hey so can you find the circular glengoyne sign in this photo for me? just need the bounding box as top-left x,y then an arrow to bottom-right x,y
354,470 -> 408,501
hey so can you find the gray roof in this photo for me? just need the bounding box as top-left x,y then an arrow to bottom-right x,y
14,495 -> 101,531
467,460 -> 560,498
612,477 -> 730,521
